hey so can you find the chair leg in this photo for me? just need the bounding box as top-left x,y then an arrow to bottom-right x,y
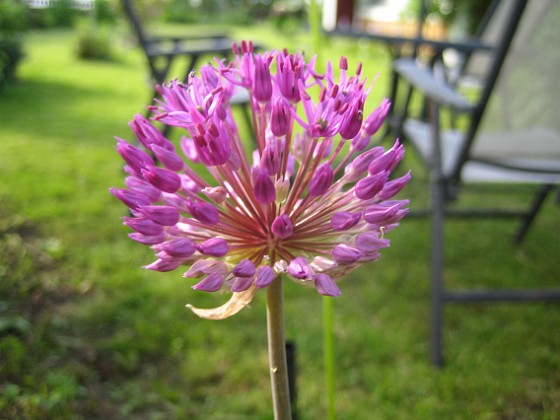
429,101 -> 445,368
513,184 -> 554,244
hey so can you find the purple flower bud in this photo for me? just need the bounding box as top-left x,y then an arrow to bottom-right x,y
350,147 -> 385,174
363,202 -> 408,226
192,272 -> 224,292
203,186 -> 227,203
231,275 -> 255,292
255,265 -> 276,288
130,114 -> 172,151
271,214 -> 293,239
151,144 -> 184,171
260,145 -> 281,175
332,244 -> 364,264
270,96 -> 292,136
123,216 -> 164,236
184,259 -> 228,278
157,238 -> 196,258
354,233 -> 390,252
354,172 -> 389,200
115,139 -> 154,176
339,100 -> 363,140
125,176 -> 161,202
378,171 -> 411,200
180,137 -> 200,163
186,200 -> 219,225
142,166 -> 182,193
252,167 -> 276,204
368,140 -> 405,174
253,55 -> 273,102
144,258 -> 182,272
232,259 -> 257,277
363,98 -> 390,135
141,205 -> 180,226
331,212 -> 362,231
287,256 -> 314,280
110,188 -> 151,211
315,273 -> 341,297
195,121 -> 231,166
197,237 -> 229,257
308,163 -> 334,197
128,232 -> 165,245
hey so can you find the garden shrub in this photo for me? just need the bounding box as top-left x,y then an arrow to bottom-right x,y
0,0 -> 27,87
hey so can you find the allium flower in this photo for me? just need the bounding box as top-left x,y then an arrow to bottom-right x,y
111,41 -> 409,319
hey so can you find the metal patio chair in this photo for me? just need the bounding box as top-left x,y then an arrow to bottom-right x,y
121,0 -> 233,106
392,0 -> 560,366
120,0 -> 254,139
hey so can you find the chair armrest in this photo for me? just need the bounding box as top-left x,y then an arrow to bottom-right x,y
394,58 -> 473,111
327,28 -> 494,54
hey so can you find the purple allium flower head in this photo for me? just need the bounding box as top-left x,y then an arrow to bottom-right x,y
111,42 -> 409,319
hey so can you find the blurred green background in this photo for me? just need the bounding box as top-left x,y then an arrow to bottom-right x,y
1,0 -> 559,418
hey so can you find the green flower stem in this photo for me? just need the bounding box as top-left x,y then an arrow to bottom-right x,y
323,296 -> 335,420
266,276 -> 292,420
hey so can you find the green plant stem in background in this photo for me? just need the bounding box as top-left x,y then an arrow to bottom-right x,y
308,0 -> 322,55
323,296 -> 335,420
267,276 -> 292,420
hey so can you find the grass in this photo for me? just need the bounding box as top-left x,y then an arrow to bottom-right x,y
0,22 -> 559,419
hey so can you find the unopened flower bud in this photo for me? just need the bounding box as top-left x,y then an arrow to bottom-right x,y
151,144 -> 184,171
157,238 -> 196,258
332,244 -> 364,263
144,258 -> 182,272
308,163 -> 334,197
110,188 -> 151,211
354,172 -> 389,200
252,167 -> 276,204
354,233 -> 390,252
315,273 -> 341,297
141,205 -> 181,226
255,265 -> 276,288
123,216 -> 164,236
287,256 -> 314,280
192,272 -> 224,292
270,96 -> 292,136
187,200 -> 219,225
197,237 -> 229,257
232,259 -> 257,278
331,212 -> 362,231
231,275 -> 255,292
142,166 -> 182,193
271,214 -> 293,239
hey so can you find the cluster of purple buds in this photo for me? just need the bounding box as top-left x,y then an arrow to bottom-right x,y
111,41 -> 409,318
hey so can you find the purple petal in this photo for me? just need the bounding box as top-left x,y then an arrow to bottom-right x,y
354,172 -> 388,200
197,237 -> 229,257
331,244 -> 364,264
192,272 -> 224,292
232,259 -> 257,278
287,256 -> 314,280
141,205 -> 180,226
231,275 -> 255,292
271,214 -> 293,239
331,212 -> 362,231
255,266 -> 276,288
315,273 -> 341,297
308,163 -> 334,197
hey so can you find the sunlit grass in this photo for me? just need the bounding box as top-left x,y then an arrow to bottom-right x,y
0,23 -> 559,419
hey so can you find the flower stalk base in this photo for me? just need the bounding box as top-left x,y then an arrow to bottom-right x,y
266,276 -> 292,420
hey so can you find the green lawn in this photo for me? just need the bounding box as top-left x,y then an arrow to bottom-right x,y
1,24 -> 559,419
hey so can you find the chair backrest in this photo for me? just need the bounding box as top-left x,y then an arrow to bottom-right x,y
121,0 -> 151,47
450,0 -> 530,183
